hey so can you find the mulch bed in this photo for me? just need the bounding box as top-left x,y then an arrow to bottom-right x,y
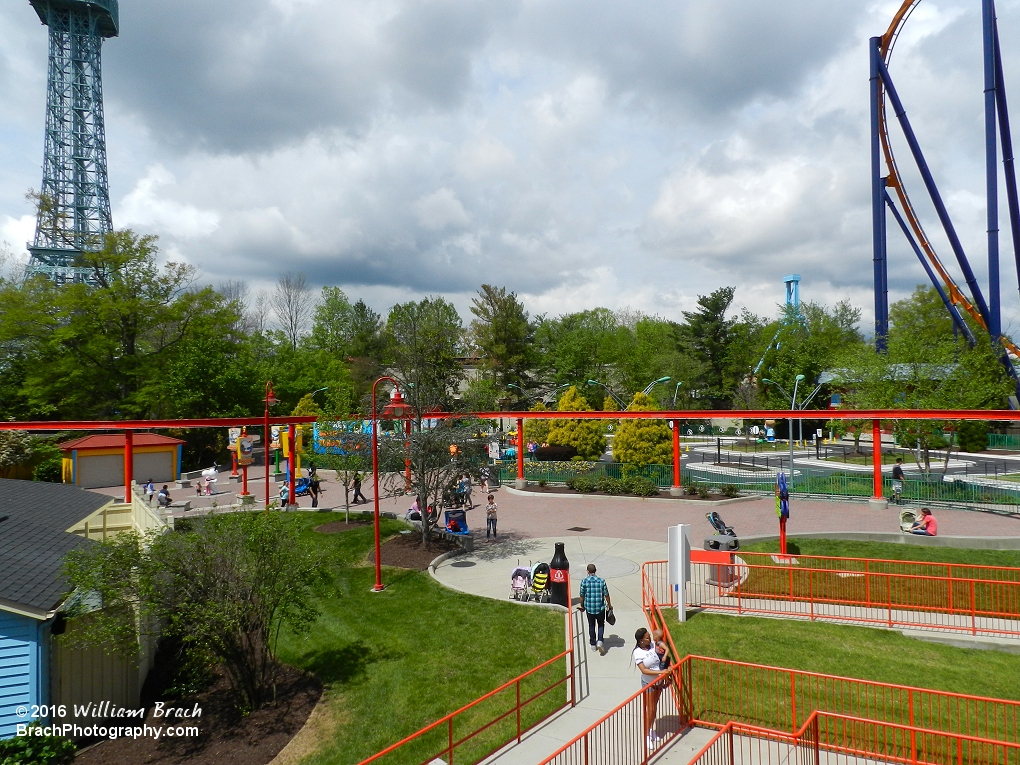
314,519 -> 372,533
75,665 -> 321,765
521,486 -> 736,501
367,532 -> 461,570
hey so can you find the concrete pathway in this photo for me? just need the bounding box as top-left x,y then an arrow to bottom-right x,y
434,536 -> 665,764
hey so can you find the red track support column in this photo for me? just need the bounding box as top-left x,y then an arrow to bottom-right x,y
288,423 -> 297,506
872,419 -> 883,499
123,430 -> 133,503
516,417 -> 525,486
672,419 -> 681,491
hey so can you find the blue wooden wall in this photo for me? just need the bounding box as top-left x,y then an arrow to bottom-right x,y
0,610 -> 45,738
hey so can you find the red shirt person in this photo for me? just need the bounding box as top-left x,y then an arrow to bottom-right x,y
909,508 -> 937,536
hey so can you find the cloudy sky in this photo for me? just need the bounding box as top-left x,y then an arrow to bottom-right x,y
2,0 -> 1020,334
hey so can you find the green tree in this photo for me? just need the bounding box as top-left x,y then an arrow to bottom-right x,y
469,285 -> 535,389
536,309 -> 620,407
678,287 -> 736,405
63,512 -> 331,710
612,392 -> 672,466
524,400 -> 551,445
386,297 -> 464,418
546,386 -> 605,460
310,286 -> 355,356
0,230 -> 242,420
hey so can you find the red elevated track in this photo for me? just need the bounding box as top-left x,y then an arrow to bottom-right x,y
0,408 -> 1016,507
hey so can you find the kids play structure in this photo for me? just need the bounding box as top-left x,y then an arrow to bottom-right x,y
871,0 -> 1020,388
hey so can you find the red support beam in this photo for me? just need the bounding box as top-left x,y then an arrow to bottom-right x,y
872,419 -> 883,500
288,423 -> 297,507
672,419 -> 681,489
516,417 -> 525,484
123,430 -> 133,503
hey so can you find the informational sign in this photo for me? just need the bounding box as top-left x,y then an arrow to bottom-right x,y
750,425 -> 761,436
550,568 -> 567,583
237,436 -> 254,466
271,426 -> 282,450
668,524 -> 691,623
488,441 -> 501,460
228,427 -> 241,449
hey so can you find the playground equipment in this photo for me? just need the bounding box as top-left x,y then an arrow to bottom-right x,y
871,0 -> 1020,392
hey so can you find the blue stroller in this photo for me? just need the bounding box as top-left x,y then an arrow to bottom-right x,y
280,477 -> 313,502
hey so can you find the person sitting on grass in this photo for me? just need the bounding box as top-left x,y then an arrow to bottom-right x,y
909,507 -> 937,536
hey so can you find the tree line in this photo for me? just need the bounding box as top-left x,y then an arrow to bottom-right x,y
0,230 -> 1012,469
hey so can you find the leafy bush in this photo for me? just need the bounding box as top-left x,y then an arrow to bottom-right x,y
535,445 -> 578,461
567,475 -> 598,492
612,393 -> 672,466
721,484 -> 739,498
537,479 -> 547,488
596,476 -> 627,494
625,476 -> 659,497
0,724 -> 76,765
696,485 -> 710,499
546,387 -> 606,460
958,421 -> 988,453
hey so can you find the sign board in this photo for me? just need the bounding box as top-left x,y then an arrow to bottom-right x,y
750,425 -> 760,436
488,441 -> 501,460
668,524 -> 691,623
237,436 -> 254,466
550,568 -> 567,583
228,427 -> 241,449
816,429 -> 823,438
271,426 -> 282,450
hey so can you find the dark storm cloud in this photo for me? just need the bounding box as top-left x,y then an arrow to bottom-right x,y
509,0 -> 863,115
101,0 -> 515,154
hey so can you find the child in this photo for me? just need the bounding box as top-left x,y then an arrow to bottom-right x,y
485,494 -> 498,541
652,629 -> 671,671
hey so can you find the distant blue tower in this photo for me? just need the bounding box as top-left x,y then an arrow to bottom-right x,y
25,0 -> 118,284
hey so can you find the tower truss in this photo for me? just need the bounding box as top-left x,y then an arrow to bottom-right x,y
25,0 -> 118,285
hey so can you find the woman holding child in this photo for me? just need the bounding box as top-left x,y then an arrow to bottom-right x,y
633,627 -> 671,750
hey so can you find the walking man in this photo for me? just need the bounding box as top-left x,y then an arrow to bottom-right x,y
352,471 -> 367,504
891,458 -> 905,504
579,563 -> 612,655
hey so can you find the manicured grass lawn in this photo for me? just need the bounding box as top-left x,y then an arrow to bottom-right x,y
664,610 -> 1020,702
274,513 -> 565,765
741,538 -> 1020,568
820,452 -> 903,465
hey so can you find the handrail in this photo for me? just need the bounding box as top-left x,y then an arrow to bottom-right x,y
356,640 -> 573,765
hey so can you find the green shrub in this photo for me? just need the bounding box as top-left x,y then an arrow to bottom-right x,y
625,476 -> 659,497
537,479 -> 547,488
721,484 -> 739,498
567,475 -> 598,492
958,421 -> 988,453
696,485 -> 710,499
0,725 -> 76,765
596,476 -> 627,494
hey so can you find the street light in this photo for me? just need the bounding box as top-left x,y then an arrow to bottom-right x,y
311,386 -> 329,399
642,376 -> 671,396
371,376 -> 412,592
586,379 -> 628,410
672,381 -> 684,408
762,374 -> 804,488
263,381 -> 279,510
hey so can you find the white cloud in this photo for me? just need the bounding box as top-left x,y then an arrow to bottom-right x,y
117,165 -> 220,238
412,188 -> 472,230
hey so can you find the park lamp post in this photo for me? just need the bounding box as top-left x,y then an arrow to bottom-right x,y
371,377 -> 412,592
672,381 -> 684,408
586,379 -> 628,410
642,376 -> 671,396
311,386 -> 329,399
763,375 -> 804,488
263,382 -> 278,511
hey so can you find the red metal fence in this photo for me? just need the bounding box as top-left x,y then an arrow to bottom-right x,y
355,647 -> 573,765
644,554 -> 1020,639
689,712 -> 1020,765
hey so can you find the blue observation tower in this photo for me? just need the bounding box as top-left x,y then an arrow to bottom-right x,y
25,0 -> 118,284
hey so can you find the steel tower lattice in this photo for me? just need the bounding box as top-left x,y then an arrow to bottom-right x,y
25,0 -> 118,285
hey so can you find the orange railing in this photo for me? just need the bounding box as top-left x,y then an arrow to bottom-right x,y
689,711 -> 1020,765
355,646 -> 574,765
644,553 -> 1020,639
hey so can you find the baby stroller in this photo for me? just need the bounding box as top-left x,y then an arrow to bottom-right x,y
899,509 -> 917,532
529,562 -> 551,603
509,564 -> 531,600
705,511 -> 740,551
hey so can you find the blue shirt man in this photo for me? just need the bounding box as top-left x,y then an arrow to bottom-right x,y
579,564 -> 612,655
